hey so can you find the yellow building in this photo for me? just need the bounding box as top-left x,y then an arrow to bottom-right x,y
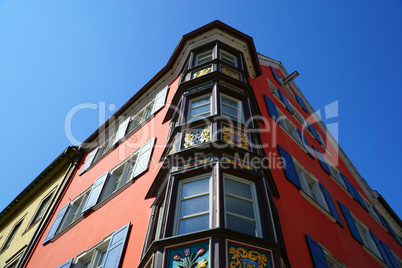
0,146 -> 80,268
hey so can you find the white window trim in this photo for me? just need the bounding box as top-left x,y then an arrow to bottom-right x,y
173,173 -> 212,236
322,247 -> 349,268
220,93 -> 244,124
297,168 -> 330,213
74,232 -> 113,268
223,174 -> 262,238
187,94 -> 212,122
352,217 -> 383,261
57,189 -> 90,235
27,189 -> 55,229
0,217 -> 24,252
220,49 -> 238,67
195,49 -> 213,66
80,87 -> 166,174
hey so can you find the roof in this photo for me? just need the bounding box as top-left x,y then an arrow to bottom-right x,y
81,20 -> 262,148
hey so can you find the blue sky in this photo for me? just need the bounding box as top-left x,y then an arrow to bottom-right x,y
0,0 -> 401,218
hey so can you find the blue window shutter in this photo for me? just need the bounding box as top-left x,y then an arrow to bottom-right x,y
296,95 -> 309,113
305,235 -> 329,268
270,66 -> 282,85
80,148 -> 99,175
307,123 -> 324,144
278,90 -> 293,114
152,85 -> 168,114
319,183 -> 344,227
338,201 -> 364,244
81,172 -> 109,214
369,231 -> 394,267
382,217 -> 401,245
57,258 -> 74,268
312,146 -> 331,175
277,145 -> 301,189
339,173 -> 357,197
102,222 -> 131,268
379,240 -> 400,268
132,138 -> 155,179
264,94 -> 279,121
43,204 -> 69,244
297,129 -> 315,159
352,188 -> 369,212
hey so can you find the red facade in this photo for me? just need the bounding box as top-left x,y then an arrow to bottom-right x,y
20,21 -> 401,268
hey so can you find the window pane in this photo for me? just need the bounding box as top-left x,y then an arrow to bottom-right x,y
191,96 -> 210,107
196,50 -> 213,65
178,214 -> 209,235
225,178 -> 252,199
222,96 -> 238,108
226,195 -> 254,219
190,105 -> 210,119
221,50 -> 237,67
182,178 -> 209,198
226,214 -> 256,236
180,195 -> 209,218
222,105 -> 239,118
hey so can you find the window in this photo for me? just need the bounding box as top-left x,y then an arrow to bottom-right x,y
174,174 -> 211,235
1,220 -> 23,252
291,104 -> 305,124
297,167 -> 330,212
325,253 -> 348,268
221,94 -> 244,123
328,166 -> 347,189
74,241 -> 108,268
224,175 -> 261,237
29,193 -> 52,228
57,223 -> 130,268
220,50 -> 237,67
127,100 -> 155,133
99,154 -> 138,202
79,87 -> 167,175
354,219 -> 383,258
195,49 -> 213,66
46,139 -> 155,243
187,94 -> 211,122
58,191 -> 90,232
306,235 -> 349,268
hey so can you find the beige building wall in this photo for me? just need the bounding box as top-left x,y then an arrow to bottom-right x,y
0,147 -> 79,268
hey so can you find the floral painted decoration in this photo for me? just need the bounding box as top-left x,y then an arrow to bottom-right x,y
173,247 -> 208,268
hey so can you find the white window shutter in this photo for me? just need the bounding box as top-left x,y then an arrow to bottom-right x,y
152,86 -> 168,114
111,117 -> 131,146
131,138 -> 155,179
80,147 -> 99,175
81,172 -> 109,214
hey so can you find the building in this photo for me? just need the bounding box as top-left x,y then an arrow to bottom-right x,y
19,21 -> 401,268
0,146 -> 80,268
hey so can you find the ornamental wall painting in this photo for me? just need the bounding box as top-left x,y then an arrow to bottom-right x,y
221,123 -> 250,151
178,155 -> 212,170
182,124 -> 211,149
192,66 -> 212,79
221,66 -> 241,81
227,240 -> 273,268
165,240 -> 210,268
